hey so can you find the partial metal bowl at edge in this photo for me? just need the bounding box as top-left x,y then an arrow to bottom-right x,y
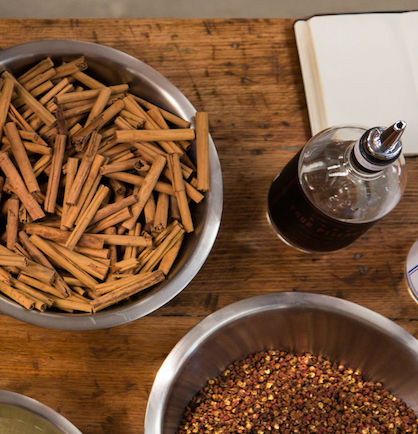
145,292 -> 418,433
0,40 -> 223,330
0,390 -> 81,433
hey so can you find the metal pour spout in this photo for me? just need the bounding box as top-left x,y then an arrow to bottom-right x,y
362,120 -> 406,163
378,120 -> 406,154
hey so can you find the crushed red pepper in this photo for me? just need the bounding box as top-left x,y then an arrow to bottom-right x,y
178,350 -> 418,433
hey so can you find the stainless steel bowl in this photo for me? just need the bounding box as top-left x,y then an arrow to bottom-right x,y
145,292 -> 418,433
0,40 -> 223,330
0,390 -> 81,433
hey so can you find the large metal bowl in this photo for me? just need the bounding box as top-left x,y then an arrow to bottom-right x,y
0,40 -> 223,330
0,390 -> 81,433
145,292 -> 418,433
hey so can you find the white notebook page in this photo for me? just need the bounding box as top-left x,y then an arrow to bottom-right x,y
308,13 -> 418,155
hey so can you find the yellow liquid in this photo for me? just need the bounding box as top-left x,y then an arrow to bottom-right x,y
0,404 -> 63,434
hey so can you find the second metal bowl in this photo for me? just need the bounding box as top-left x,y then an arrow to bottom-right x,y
145,292 -> 418,433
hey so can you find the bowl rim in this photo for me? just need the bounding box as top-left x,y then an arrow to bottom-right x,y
0,390 -> 82,433
0,39 -> 223,330
144,291 -> 418,433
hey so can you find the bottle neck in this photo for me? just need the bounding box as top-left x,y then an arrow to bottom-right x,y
346,143 -> 385,179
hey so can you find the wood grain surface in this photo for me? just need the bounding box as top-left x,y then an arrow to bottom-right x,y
0,18 -> 416,433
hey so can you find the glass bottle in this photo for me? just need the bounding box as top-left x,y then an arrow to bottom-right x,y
267,121 -> 407,252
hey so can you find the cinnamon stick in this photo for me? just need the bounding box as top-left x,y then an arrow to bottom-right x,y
67,132 -> 101,205
115,128 -> 195,143
29,235 -> 98,290
88,207 -> 131,234
0,255 -> 27,268
144,194 -> 156,231
39,78 -> 71,105
60,157 -> 78,230
147,108 -> 184,154
3,71 -> 56,126
111,258 -> 138,273
105,172 -> 173,196
141,222 -> 185,272
71,99 -> 124,147
85,87 -> 112,126
100,158 -> 144,175
168,153 -> 193,233
4,122 -> 40,193
74,246 -> 110,260
49,295 -> 92,313
72,70 -> 105,89
122,155 -> 166,230
196,112 -> 210,191
44,134 -> 66,213
52,243 -> 109,281
0,281 -> 35,309
30,80 -> 53,97
24,224 -> 104,249
89,233 -> 152,247
90,194 -> 137,224
0,76 -> 14,140
91,270 -> 164,312
54,56 -> 88,79
153,192 -> 169,232
0,152 -> 45,220
20,262 -> 56,285
55,84 -> 128,104
158,233 -> 184,275
23,68 -> 56,91
17,274 -> 63,298
18,58 -> 54,83
133,95 -> 191,128
11,277 -> 53,307
18,230 -> 70,297
6,196 -> 19,249
63,154 -> 105,229
65,185 -> 109,250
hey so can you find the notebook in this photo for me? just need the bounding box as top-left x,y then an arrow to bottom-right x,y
294,11 -> 418,156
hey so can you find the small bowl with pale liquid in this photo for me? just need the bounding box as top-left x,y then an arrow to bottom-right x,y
0,390 -> 81,434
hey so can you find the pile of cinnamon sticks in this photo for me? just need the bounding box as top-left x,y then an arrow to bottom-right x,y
0,56 -> 210,314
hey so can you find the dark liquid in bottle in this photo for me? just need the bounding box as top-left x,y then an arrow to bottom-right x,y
267,150 -> 375,252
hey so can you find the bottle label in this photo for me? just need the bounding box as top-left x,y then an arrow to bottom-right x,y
267,150 -> 375,252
